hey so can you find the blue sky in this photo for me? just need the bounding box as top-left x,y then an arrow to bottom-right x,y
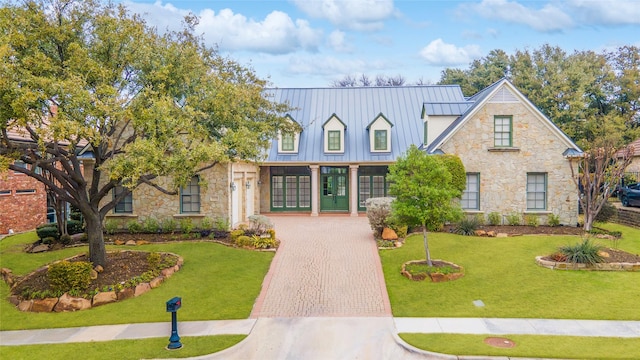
120,0 -> 640,88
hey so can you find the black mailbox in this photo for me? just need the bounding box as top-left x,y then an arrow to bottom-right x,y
166,297 -> 181,312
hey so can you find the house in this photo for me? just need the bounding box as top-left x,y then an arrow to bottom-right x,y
0,159 -> 47,234
103,78 -> 582,228
619,138 -> 640,182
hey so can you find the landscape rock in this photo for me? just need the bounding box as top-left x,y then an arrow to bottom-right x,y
1,268 -> 14,286
18,300 -> 33,312
90,269 -> 98,280
134,282 -> 151,297
136,240 -> 150,245
94,265 -> 104,273
114,240 -> 125,245
31,244 -> 49,253
92,291 -> 117,307
382,228 -> 398,240
496,233 -> 508,238
150,276 -> 164,288
117,288 -> 135,301
8,295 -> 20,306
474,230 -> 487,236
32,297 -> 59,312
125,240 -> 137,246
161,267 -> 175,278
54,293 -> 91,312
487,231 -> 497,237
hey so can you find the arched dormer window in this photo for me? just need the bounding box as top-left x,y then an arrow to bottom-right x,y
366,113 -> 392,152
322,114 -> 346,153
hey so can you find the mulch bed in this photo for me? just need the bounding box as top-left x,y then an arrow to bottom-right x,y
540,248 -> 640,264
442,224 -> 585,236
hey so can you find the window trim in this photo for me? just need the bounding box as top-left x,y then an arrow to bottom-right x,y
526,172 -> 547,211
328,130 -> 341,151
461,173 -> 480,210
374,129 -> 388,151
180,176 -> 201,214
281,132 -> 295,151
113,185 -> 133,214
0,190 -> 12,196
494,115 -> 513,147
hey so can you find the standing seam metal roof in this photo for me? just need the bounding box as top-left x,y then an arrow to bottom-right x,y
264,86 -> 466,163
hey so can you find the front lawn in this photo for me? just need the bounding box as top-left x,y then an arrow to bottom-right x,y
0,232 -> 274,331
380,223 -> 640,320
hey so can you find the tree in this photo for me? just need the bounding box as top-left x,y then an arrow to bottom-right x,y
387,145 -> 464,266
570,143 -> 633,231
331,74 -> 406,87
0,0 -> 294,266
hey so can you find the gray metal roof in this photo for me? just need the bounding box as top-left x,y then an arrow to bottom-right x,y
423,102 -> 473,116
264,85 -> 466,163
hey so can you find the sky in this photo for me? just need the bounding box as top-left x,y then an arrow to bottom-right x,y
118,0 -> 640,88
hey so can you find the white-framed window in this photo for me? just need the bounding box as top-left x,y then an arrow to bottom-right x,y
527,173 -> 547,210
374,130 -> 387,151
367,114 -> 392,153
494,115 -> 512,147
323,115 -> 346,153
113,185 -> 133,213
15,189 -> 36,194
461,173 -> 480,210
328,130 -> 341,151
180,176 -> 201,213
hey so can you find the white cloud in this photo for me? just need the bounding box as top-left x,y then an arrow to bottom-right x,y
327,30 -> 353,53
292,0 -> 396,31
567,0 -> 640,26
467,0 -> 573,32
419,39 -> 482,66
125,1 -> 323,54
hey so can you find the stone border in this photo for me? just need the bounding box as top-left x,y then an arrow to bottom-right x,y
535,256 -> 640,271
401,259 -> 465,282
5,250 -> 184,313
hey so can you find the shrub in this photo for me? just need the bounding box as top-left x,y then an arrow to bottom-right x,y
252,235 -> 278,249
214,217 -> 229,231
235,235 -> 253,247
200,217 -> 214,230
162,218 -> 177,234
376,239 -> 396,248
230,229 -> 245,243
70,211 -> 83,222
547,213 -> 561,227
437,154 -> 466,193
66,219 -> 84,235
126,220 -> 143,234
36,225 -> 59,240
143,217 -> 160,233
248,215 -> 273,235
506,212 -> 521,226
550,252 -> 568,262
179,218 -> 195,235
558,238 -> 604,265
104,219 -> 118,234
42,236 -> 56,245
487,212 -> 501,226
474,213 -> 485,226
47,260 -> 93,294
58,234 -> 72,245
365,197 -> 394,236
595,201 -> 617,223
454,217 -> 480,236
524,214 -> 539,227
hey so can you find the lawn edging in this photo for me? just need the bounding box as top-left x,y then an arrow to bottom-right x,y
535,256 -> 640,271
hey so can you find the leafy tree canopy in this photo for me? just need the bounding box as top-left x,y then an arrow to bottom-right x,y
0,0 -> 294,265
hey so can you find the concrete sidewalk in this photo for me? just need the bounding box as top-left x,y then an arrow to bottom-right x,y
1,317 -> 639,346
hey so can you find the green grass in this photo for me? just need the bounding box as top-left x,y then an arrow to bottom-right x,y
0,335 -> 246,359
381,225 -> 640,319
399,333 -> 640,360
0,232 -> 274,330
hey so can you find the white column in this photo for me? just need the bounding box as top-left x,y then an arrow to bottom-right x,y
310,165 -> 319,216
349,164 -> 359,217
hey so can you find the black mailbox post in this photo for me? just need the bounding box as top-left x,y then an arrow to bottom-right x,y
166,297 -> 182,350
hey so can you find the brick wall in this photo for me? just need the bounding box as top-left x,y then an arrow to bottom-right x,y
0,172 -> 47,234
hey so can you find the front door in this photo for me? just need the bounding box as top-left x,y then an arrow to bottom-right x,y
320,167 -> 349,211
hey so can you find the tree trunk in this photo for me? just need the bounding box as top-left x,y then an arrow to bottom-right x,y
423,224 -> 432,267
84,211 -> 106,267
584,212 -> 595,232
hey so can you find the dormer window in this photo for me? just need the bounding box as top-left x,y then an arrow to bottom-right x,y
323,114 -> 346,153
366,113 -> 392,153
278,115 -> 301,153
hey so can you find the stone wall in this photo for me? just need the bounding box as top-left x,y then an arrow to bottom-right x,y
440,102 -> 579,226
613,207 -> 640,228
0,172 -> 46,234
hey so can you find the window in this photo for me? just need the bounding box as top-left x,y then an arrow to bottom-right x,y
527,173 -> 547,210
374,130 -> 387,151
113,185 -> 133,213
271,167 -> 311,210
461,173 -> 480,210
281,133 -> 294,151
180,176 -> 200,213
0,190 -> 11,196
15,189 -> 36,194
358,166 -> 389,210
494,116 -> 512,147
328,130 -> 341,151
13,160 -> 27,173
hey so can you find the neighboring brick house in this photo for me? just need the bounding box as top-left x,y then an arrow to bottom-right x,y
0,161 -> 47,234
620,138 -> 640,182
106,78 -> 583,227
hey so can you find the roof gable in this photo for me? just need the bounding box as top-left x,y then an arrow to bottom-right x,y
366,113 -> 393,130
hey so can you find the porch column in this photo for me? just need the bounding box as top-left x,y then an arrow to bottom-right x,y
349,164 -> 359,217
310,165 -> 319,216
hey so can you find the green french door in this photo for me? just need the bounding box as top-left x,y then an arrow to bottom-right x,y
320,167 -> 349,211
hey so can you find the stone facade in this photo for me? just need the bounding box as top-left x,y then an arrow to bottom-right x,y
440,101 -> 579,226
0,171 -> 46,234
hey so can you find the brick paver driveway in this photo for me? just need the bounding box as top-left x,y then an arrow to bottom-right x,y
251,215 -> 391,318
